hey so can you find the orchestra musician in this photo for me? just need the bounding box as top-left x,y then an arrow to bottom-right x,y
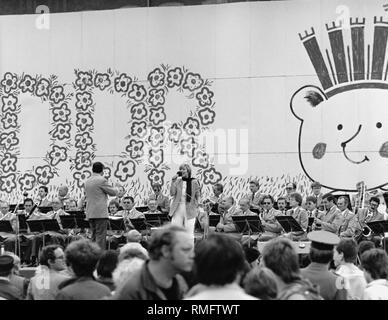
57,185 -> 69,209
149,184 -> 170,214
276,197 -> 287,215
116,196 -> 144,230
258,195 -> 282,241
285,192 -> 308,241
337,196 -> 358,239
209,183 -> 226,207
246,180 -> 264,212
313,194 -> 343,235
310,181 -> 324,211
0,201 -> 18,253
107,200 -> 126,250
356,197 -> 385,246
35,186 -> 51,207
144,199 -> 162,215
215,197 -> 238,233
305,196 -> 322,233
284,183 -> 297,210
351,181 -> 371,213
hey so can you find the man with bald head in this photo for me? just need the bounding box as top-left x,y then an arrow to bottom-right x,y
216,197 -> 238,233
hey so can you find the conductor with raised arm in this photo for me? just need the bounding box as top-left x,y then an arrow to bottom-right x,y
85,162 -> 118,249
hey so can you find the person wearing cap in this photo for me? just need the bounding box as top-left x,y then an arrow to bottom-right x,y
0,255 -> 23,300
314,194 -> 343,235
301,231 -> 347,300
310,181 -> 324,210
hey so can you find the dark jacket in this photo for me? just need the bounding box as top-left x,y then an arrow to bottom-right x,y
0,279 -> 23,300
113,261 -> 188,300
56,276 -> 111,300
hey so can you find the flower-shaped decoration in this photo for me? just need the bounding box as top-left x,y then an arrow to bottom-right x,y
148,68 -> 165,88
1,94 -> 18,113
130,121 -> 148,139
148,127 -> 165,148
198,107 -> 216,126
75,92 -> 93,111
192,149 -> 209,169
149,107 -> 166,126
76,112 -> 94,131
1,112 -> 18,129
73,170 -> 92,189
149,149 -> 163,168
0,173 -> 16,193
167,67 -> 183,88
148,89 -> 165,107
35,165 -> 55,185
126,140 -> 144,159
148,169 -> 165,186
103,167 -> 111,179
0,131 -> 19,149
183,72 -> 203,92
48,145 -> 68,166
114,73 -> 132,93
94,73 -> 111,90
75,132 -> 93,151
75,151 -> 92,170
196,87 -> 214,107
203,167 -> 222,185
1,153 -> 17,173
49,86 -> 65,104
114,160 -> 136,182
128,84 -> 147,102
19,75 -> 36,93
167,123 -> 182,144
130,103 -> 148,121
180,137 -> 199,158
35,78 -> 50,97
75,71 -> 93,91
53,104 -> 71,122
19,173 -> 36,191
183,117 -> 201,136
52,123 -> 71,140
1,73 -> 18,94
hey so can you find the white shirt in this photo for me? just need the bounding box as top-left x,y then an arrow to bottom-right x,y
185,283 -> 257,300
336,263 -> 367,300
363,279 -> 388,300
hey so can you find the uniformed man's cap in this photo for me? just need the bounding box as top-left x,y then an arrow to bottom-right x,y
0,255 -> 14,273
307,231 -> 340,251
311,181 -> 321,189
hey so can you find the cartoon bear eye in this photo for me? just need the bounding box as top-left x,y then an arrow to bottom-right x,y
376,122 -> 382,129
337,124 -> 343,131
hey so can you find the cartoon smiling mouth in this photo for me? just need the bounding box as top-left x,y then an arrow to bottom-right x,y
341,124 -> 370,164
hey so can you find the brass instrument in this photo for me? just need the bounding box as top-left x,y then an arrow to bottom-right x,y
355,181 -> 366,213
354,209 -> 374,242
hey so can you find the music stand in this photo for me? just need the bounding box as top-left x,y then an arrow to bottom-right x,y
250,208 -> 260,215
129,218 -> 147,232
109,218 -> 126,232
136,206 -> 149,213
276,216 -> 304,233
0,221 -> 13,233
209,214 -> 221,227
38,206 -> 53,214
144,213 -> 170,228
65,210 -> 85,216
60,215 -> 77,229
10,204 -> 24,211
232,215 -> 263,235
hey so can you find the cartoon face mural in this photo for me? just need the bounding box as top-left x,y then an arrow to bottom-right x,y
291,85 -> 388,191
292,17 -> 388,192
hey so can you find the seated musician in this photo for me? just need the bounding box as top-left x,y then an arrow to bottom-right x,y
285,192 -> 308,241
258,195 -> 282,241
215,197 -> 238,233
145,199 -> 162,215
35,186 -> 51,207
149,184 -> 170,214
209,183 -> 225,206
305,196 -> 323,232
28,197 -> 69,249
276,197 -> 287,215
310,181 -> 324,211
284,183 -> 297,210
107,200 -> 126,250
0,201 -> 18,253
357,197 -> 385,246
247,180 -> 264,212
58,185 -> 69,209
313,194 -> 343,235
66,199 -> 78,211
337,196 -> 358,238
116,196 -> 144,231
